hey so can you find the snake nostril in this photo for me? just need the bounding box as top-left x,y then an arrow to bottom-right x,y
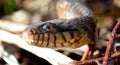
22,32 -> 29,38
23,30 -> 32,35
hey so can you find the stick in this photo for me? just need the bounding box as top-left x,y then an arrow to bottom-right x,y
102,19 -> 120,65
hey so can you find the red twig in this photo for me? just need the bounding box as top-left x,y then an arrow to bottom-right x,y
102,19 -> 120,65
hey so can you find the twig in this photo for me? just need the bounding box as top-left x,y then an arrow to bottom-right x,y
0,30 -> 73,65
102,19 -> 120,65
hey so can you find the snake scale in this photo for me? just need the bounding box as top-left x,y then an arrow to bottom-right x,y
22,0 -> 96,49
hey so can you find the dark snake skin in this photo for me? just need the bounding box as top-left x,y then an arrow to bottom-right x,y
22,0 -> 96,49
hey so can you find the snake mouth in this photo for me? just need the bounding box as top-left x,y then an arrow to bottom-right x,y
22,30 -> 82,48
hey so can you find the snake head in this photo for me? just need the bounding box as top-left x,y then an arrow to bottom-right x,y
22,17 -> 95,48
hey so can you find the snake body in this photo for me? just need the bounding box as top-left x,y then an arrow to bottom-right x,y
22,0 -> 96,48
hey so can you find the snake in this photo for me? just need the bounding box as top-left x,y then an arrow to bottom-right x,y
22,0 -> 96,49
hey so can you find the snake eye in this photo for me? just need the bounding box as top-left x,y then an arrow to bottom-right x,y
43,24 -> 50,31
